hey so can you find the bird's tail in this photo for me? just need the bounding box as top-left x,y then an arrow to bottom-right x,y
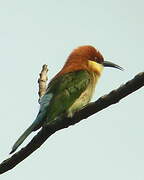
10,123 -> 36,154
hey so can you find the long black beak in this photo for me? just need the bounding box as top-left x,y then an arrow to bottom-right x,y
103,61 -> 124,71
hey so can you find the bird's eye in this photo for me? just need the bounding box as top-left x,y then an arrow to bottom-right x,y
94,57 -> 101,64
94,57 -> 98,61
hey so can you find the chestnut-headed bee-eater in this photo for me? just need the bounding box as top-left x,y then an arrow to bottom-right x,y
10,45 -> 123,153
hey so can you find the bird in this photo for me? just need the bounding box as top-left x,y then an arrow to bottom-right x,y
10,45 -> 123,154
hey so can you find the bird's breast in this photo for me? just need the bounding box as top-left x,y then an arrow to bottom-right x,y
67,72 -> 100,117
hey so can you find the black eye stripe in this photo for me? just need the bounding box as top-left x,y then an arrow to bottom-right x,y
94,57 -> 102,64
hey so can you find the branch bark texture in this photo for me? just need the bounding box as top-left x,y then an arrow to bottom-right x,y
0,72 -> 144,174
38,64 -> 48,102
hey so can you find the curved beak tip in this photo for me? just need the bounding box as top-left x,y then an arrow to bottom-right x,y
103,61 -> 124,71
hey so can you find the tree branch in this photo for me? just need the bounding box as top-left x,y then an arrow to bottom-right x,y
0,72 -> 144,174
38,64 -> 48,102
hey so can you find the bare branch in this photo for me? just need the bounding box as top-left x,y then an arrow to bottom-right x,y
0,72 -> 144,175
38,64 -> 48,102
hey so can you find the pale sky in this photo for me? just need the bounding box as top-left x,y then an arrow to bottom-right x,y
0,0 -> 144,179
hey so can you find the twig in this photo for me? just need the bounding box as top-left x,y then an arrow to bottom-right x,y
0,72 -> 143,174
38,64 -> 48,102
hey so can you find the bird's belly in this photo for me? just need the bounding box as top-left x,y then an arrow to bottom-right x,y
67,84 -> 94,117
67,72 -> 99,117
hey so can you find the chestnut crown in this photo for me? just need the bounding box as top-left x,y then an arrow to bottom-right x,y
69,45 -> 104,64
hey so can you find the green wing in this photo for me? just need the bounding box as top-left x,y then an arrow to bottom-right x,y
43,70 -> 91,124
10,70 -> 91,153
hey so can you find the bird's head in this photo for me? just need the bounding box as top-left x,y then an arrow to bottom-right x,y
56,45 -> 123,78
65,45 -> 123,75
